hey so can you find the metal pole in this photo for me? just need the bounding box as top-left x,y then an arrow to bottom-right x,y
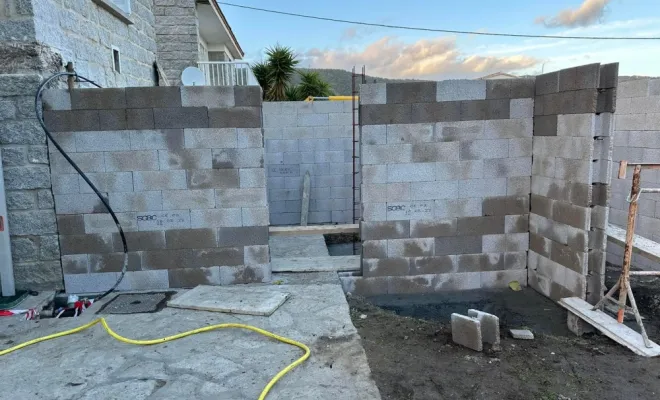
0,151 -> 16,297
618,164 -> 641,323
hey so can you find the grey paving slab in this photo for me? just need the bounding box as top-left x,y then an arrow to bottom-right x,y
0,284 -> 381,400
269,235 -> 330,258
167,285 -> 290,316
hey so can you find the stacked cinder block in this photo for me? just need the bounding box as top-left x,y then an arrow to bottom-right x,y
262,101 -> 356,225
608,77 -> 660,271
343,79 -> 535,295
42,85 -> 270,292
528,63 -> 618,303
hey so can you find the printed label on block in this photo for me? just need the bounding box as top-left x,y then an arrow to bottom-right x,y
268,165 -> 300,177
386,201 -> 433,220
136,210 -> 191,231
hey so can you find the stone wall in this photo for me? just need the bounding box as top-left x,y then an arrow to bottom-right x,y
342,79 -> 535,295
528,63 -> 617,304
263,101 -> 356,225
29,0 -> 157,87
153,0 -> 198,86
42,85 -> 270,292
607,77 -> 660,270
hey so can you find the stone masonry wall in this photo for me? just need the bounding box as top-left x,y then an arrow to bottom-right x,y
528,63 -> 617,304
607,77 -> 660,270
263,101 -> 356,225
342,79 -> 534,296
42,85 -> 270,292
154,0 -> 198,86
31,0 -> 157,87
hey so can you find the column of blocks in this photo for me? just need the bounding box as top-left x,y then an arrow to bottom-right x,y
344,79 -> 534,296
263,101 -> 356,225
528,63 -> 619,303
42,86 -> 271,292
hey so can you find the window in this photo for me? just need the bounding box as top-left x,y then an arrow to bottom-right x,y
112,47 -> 121,73
110,0 -> 131,14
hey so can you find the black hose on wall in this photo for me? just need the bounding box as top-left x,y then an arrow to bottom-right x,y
35,72 -> 128,301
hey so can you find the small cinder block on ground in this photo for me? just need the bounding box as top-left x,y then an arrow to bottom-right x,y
509,329 -> 534,340
468,309 -> 501,350
567,311 -> 595,336
451,313 -> 483,351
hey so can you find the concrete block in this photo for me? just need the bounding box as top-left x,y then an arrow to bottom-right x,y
190,208 -> 242,228
153,107 -> 208,129
126,109 -> 155,130
361,220 -> 410,240
50,151 -> 106,174
208,107 -> 261,129
361,104 -> 412,125
160,189 -> 213,210
126,87 -> 181,108
263,128 -> 283,140
457,216 -> 505,235
411,181 -> 458,200
213,148 -> 264,169
459,178 -> 507,198
598,63 -> 619,89
507,175 -> 531,196
486,80 -> 511,99
535,71 -> 559,95
434,120 -> 483,142
557,114 -> 595,137
361,125 -> 387,145
411,101 -> 462,123
241,207 -> 269,226
437,80 -> 486,101
263,113 -> 296,128
53,194 -> 105,214
510,98 -> 533,119
460,139 -> 508,160
266,139 -> 298,153
618,79 -> 649,98
483,157 -> 531,178
387,82 -> 437,104
79,172 -> 134,193
363,258 -> 410,277
534,115 -> 558,137
435,235 -> 482,255
509,138 -> 533,157
239,168 -> 266,188
60,233 -> 114,255
108,191 -> 162,213
408,256 -> 456,275
360,83 -> 386,104
187,169 -> 240,189
315,150 -> 344,163
387,238 -> 434,258
510,79 -> 535,98
51,174 -> 80,194
485,99 -> 511,120
387,162 -> 435,182
597,88 -> 616,113
363,144 -> 412,165
308,211 -> 332,223
180,86 -> 234,108
158,149 -> 212,170
435,198 -> 482,218
459,100 -> 488,121
482,234 -> 507,252
184,127 -> 237,149
297,113 -> 328,127
70,88 -> 126,110
132,170 -> 185,191
649,79 -> 660,96
326,125 -> 352,138
129,129 -> 184,150
385,182 -> 411,202
362,202 -> 387,221
328,112 -> 352,126
42,89 -> 71,111
75,131 -> 130,152
99,109 -> 127,130
236,128 -> 263,148
64,272 -> 121,294
216,188 -> 267,208
412,142 -> 460,163
267,165 -> 300,178
362,165 -> 387,184
386,124 -> 434,144
451,314 -> 483,351
83,212 -> 137,234
57,215 -> 85,235
467,309 -> 500,349
485,119 -> 532,139
217,226 -> 269,247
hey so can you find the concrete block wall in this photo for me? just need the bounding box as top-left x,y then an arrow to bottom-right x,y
528,63 -> 617,303
263,101 -> 356,225
343,79 -> 535,296
607,77 -> 660,271
154,0 -> 198,86
42,85 -> 270,292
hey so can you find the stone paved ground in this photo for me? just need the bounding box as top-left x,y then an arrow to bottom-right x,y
0,284 -> 380,400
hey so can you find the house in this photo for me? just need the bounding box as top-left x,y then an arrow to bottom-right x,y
0,0 -> 250,293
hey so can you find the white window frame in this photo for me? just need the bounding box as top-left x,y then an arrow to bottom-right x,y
112,46 -> 122,74
110,0 -> 131,15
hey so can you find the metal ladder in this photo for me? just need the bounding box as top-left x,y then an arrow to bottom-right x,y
351,66 -> 366,256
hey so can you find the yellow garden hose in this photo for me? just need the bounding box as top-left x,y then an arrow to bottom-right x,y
0,318 -> 311,400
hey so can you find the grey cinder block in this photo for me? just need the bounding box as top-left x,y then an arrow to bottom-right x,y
411,102 -> 461,123
80,172 -> 134,193
456,215 -> 505,235
467,309 -> 500,349
154,107 -> 208,129
360,83 -> 386,105
217,226 -> 269,246
99,109 -> 127,131
216,188 -> 267,208
181,86 -> 234,108
361,220 -> 410,240
162,189 -> 214,210
485,99 -> 510,120
59,233 -> 114,255
411,181 -> 458,200
483,157 -> 531,178
42,89 -> 71,111
460,140 -> 509,161
126,87 -> 182,108
599,63 -> 619,89
130,129 -> 184,150
435,235 -> 482,255
363,258 -> 410,277
134,170 -> 187,191
485,118 -> 532,139
361,104 -> 412,125
75,131 -> 130,152
387,82 -> 437,104
213,148 -> 264,169
362,144 -> 412,165
105,150 -> 159,172
159,149 -> 212,170
412,142 -> 460,163
387,162 -> 435,182
184,128 -> 237,148
437,80 -> 486,102
386,124 -> 433,144
510,98 -> 534,119
242,207 -> 269,226
209,107 -> 261,128
387,238 -> 434,257
70,88 -> 126,110
435,198 -> 482,218
126,109 -> 155,130
237,128 -> 263,148
451,314 -> 483,351
109,191 -> 163,212
190,208 -> 242,228
535,71 -> 559,95
486,80 -> 511,99
187,169 -> 240,189
54,193 -> 107,214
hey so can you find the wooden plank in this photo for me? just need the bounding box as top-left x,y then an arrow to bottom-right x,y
559,297 -> 660,357
607,224 -> 660,264
300,171 -> 310,226
269,224 -> 359,236
272,255 -> 360,273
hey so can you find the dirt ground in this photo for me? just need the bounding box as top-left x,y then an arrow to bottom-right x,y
348,287 -> 660,400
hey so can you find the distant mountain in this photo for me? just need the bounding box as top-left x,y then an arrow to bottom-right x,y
291,68 -> 427,96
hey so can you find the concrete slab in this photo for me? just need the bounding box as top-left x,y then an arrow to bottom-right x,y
509,329 -> 535,340
269,235 -> 330,258
468,309 -> 500,350
607,224 -> 660,264
272,256 -> 360,273
0,284 -> 381,400
167,285 -> 290,316
451,313 -> 483,351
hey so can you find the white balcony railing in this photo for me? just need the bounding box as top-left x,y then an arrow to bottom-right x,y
197,61 -> 258,86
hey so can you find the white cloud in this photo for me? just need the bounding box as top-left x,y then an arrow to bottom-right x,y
536,0 -> 611,28
304,36 -> 538,79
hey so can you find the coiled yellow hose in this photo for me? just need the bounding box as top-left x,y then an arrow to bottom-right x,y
0,318 -> 311,400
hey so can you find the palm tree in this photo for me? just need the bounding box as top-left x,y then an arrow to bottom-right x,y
285,85 -> 303,101
251,61 -> 270,100
297,71 -> 334,99
263,45 -> 298,101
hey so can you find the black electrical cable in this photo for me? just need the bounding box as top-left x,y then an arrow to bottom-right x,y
35,72 -> 128,301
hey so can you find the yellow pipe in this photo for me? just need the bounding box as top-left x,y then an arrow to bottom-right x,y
304,96 -> 359,102
0,317 -> 310,400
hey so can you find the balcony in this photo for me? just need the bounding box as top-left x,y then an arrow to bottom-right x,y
197,61 -> 258,86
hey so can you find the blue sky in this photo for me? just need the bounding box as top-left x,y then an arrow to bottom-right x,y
222,0 -> 660,78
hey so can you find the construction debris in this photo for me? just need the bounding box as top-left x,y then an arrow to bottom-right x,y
509,329 -> 535,340
451,310 -> 500,351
